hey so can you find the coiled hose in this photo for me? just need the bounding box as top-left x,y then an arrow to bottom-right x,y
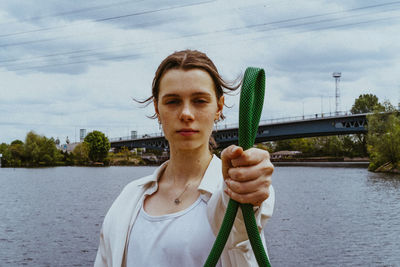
204,67 -> 271,267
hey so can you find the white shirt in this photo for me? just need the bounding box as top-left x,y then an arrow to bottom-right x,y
94,155 -> 275,267
127,196 -> 222,266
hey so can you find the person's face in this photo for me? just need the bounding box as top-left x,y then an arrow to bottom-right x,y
155,68 -> 224,152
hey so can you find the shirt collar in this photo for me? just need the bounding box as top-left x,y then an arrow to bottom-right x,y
198,154 -> 222,195
138,154 -> 222,197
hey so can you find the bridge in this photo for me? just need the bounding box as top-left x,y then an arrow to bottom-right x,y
109,112 -> 368,150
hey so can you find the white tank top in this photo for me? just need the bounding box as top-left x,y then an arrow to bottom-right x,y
126,196 -> 222,267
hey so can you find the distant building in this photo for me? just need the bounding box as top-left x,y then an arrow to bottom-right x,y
131,131 -> 137,139
58,142 -> 80,153
80,129 -> 87,142
271,150 -> 302,160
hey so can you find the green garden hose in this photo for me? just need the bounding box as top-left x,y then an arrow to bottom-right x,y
204,67 -> 270,267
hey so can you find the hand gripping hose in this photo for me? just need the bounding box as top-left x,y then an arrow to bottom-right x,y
204,67 -> 271,267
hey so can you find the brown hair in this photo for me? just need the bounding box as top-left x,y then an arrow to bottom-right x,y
139,49 -> 240,119
137,49 -> 241,150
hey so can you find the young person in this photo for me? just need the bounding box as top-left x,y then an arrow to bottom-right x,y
94,49 -> 275,267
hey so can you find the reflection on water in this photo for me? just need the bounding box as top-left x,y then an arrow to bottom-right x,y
0,166 -> 399,266
367,171 -> 400,190
0,166 -> 156,267
265,167 -> 400,267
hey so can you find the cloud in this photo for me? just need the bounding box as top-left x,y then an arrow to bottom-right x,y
1,0 -> 400,143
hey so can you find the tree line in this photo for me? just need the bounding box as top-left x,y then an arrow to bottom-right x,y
1,94 -> 399,172
366,101 -> 400,172
262,94 -> 382,158
0,130 -> 110,167
259,94 -> 399,172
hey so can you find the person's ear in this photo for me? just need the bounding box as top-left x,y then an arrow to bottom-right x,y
154,99 -> 160,120
215,95 -> 224,121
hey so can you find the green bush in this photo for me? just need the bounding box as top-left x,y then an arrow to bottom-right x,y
367,101 -> 400,171
84,130 -> 110,163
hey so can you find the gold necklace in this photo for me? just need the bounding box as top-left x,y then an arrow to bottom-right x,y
174,183 -> 190,205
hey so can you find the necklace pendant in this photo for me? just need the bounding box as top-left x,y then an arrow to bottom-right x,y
174,198 -> 181,205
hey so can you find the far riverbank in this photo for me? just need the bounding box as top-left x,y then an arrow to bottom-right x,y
271,156 -> 370,167
272,161 -> 370,167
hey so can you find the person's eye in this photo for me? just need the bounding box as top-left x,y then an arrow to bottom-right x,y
194,99 -> 208,104
166,99 -> 179,104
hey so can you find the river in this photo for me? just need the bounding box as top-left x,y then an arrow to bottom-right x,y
0,165 -> 399,266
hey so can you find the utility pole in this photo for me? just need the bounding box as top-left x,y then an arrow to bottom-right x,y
320,95 -> 323,117
332,72 -> 341,116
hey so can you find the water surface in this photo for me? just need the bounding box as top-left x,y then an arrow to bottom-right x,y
0,165 -> 399,266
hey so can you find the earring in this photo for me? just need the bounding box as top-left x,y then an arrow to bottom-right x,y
158,119 -> 162,131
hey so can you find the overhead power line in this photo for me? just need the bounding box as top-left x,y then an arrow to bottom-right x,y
4,14 -> 400,73
0,1 -> 397,47
0,0 -> 215,38
239,14 -> 400,47
254,6 -> 400,34
1,0 -> 399,39
0,0 -> 141,26
0,0 -> 398,49
234,1 -> 400,30
1,1 -> 399,64
1,1 -> 399,72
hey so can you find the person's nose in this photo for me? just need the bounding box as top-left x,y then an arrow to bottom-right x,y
179,101 -> 194,122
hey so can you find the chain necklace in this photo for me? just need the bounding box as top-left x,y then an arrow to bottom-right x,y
174,183 -> 191,205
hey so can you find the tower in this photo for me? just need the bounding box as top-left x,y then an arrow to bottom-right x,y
80,129 -> 87,142
332,72 -> 341,115
131,131 -> 137,139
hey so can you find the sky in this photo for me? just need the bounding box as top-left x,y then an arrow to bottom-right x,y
1,0 -> 400,144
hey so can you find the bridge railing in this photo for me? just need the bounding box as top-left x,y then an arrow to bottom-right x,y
215,110 -> 352,130
109,131 -> 164,142
110,110 -> 354,142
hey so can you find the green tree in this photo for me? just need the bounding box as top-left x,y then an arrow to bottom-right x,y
9,141 -> 25,164
320,136 -> 343,157
1,134 -> 65,167
290,138 -> 315,156
341,135 -> 359,157
72,142 -> 90,165
275,138 -> 315,156
121,147 -> 132,161
0,143 -> 13,167
24,131 -> 62,166
60,150 -> 74,166
256,142 -> 275,152
11,140 -> 23,145
84,131 -> 110,163
367,101 -> 400,171
275,139 -> 293,151
351,94 -> 383,114
270,135 -> 365,158
0,143 -> 8,153
351,94 -> 384,156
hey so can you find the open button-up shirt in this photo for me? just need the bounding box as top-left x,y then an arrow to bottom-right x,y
94,154 -> 275,267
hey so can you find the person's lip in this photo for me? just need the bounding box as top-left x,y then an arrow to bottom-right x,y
177,128 -> 199,136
